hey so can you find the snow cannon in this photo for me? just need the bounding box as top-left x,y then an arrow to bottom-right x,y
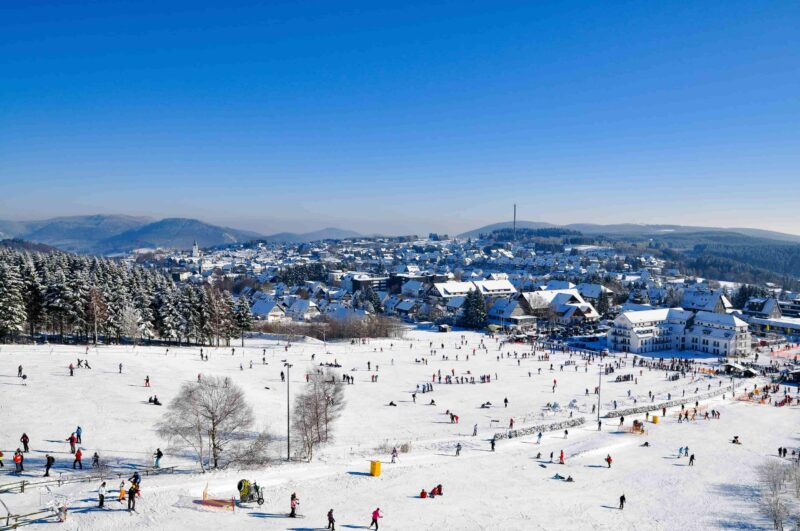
237,479 -> 264,505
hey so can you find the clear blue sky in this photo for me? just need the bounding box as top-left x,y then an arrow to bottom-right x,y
1,1 -> 798,235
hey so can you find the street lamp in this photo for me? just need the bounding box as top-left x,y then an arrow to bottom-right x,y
597,363 -> 603,428
284,362 -> 293,461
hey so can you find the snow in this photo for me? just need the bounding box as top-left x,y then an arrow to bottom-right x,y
0,329 -> 798,530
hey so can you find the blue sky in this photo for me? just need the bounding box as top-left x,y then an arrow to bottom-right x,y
1,1 -> 798,235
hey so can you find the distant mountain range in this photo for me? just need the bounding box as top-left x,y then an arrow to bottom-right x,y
0,215 -> 363,254
459,221 -> 800,244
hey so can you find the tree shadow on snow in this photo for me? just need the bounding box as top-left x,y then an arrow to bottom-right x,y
711,483 -> 769,530
248,512 -> 291,519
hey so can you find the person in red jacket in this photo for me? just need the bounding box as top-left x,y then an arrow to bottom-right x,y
73,449 -> 83,469
605,454 -> 613,468
67,433 -> 77,454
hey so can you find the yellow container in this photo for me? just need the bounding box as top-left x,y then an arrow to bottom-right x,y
370,460 -> 381,477
652,415 -> 659,424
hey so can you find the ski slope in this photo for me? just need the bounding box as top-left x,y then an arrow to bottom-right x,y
0,329 -> 797,530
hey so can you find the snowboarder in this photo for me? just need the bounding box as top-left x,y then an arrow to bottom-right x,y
369,507 -> 383,529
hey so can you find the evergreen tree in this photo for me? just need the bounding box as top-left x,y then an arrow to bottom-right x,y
234,296 -> 254,347
0,262 -> 27,341
461,289 -> 487,329
20,256 -> 45,339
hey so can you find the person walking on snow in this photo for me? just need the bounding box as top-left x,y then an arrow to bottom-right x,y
290,493 -> 299,517
98,481 -> 107,508
327,508 -> 336,530
369,508 -> 383,530
20,433 -> 29,453
67,433 -> 77,454
689,454 -> 695,466
605,454 -> 613,468
76,426 -> 82,444
44,454 -> 54,476
455,443 -> 462,456
73,449 -> 83,469
619,494 -> 626,510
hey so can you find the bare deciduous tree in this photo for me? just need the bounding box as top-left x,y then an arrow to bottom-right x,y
292,368 -> 346,461
157,376 -> 268,470
757,460 -> 790,531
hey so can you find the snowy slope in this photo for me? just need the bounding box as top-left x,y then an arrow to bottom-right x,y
0,331 -> 797,530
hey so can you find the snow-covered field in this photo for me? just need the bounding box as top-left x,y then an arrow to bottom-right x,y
1,329 -> 798,530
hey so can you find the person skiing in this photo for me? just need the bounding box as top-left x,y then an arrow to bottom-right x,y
154,448 -> 163,468
537,432 -> 542,444
144,375 -> 150,387
119,363 -> 123,374
76,426 -> 82,444
92,452 -> 100,468
391,447 -> 398,464
559,450 -> 565,464
67,433 -> 77,454
504,397 -> 509,408
605,454 -> 613,468
455,443 -> 462,456
44,454 -> 54,476
619,494 -> 626,510
369,507 -> 383,530
327,508 -> 336,530
69,363 -> 74,376
290,493 -> 299,517
491,438 -> 496,452
98,481 -> 107,508
73,448 -> 83,469
473,423 -> 478,436
689,454 -> 695,466
20,433 -> 30,453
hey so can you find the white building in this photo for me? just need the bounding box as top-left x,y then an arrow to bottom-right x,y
609,308 -> 750,356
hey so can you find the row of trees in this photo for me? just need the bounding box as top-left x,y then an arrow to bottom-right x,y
0,247 -> 252,345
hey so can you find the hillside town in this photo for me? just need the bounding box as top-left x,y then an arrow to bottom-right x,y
116,234 -> 800,365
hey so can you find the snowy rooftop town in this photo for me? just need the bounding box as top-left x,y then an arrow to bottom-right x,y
0,232 -> 799,531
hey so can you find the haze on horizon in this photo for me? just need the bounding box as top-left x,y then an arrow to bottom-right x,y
1,2 -> 798,236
